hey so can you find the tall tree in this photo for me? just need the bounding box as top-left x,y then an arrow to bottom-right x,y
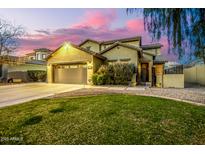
127,8 -> 205,63
195,48 -> 205,64
0,18 -> 24,55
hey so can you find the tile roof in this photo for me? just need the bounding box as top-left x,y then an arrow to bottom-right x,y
101,36 -> 141,45
141,43 -> 163,49
99,42 -> 142,55
34,48 -> 53,52
26,52 -> 35,56
78,39 -> 100,46
79,36 -> 142,46
153,55 -> 167,64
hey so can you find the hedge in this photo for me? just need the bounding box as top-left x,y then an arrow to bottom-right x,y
92,63 -> 136,85
27,70 -> 47,82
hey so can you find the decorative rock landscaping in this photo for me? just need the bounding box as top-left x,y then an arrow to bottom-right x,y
49,86 -> 205,105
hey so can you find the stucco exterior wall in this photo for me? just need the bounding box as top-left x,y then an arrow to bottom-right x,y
102,46 -> 139,66
155,64 -> 163,87
47,65 -> 53,83
163,74 -> 184,88
92,56 -> 104,73
184,64 -> 205,85
143,53 -> 153,61
101,44 -> 112,50
80,41 -> 100,53
47,45 -> 92,65
143,48 -> 161,55
123,40 -> 140,47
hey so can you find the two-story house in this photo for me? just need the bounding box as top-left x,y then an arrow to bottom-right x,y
47,36 -> 167,87
0,48 -> 52,83
26,48 -> 52,61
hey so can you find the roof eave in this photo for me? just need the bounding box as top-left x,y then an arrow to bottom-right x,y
153,60 -> 168,64
78,39 -> 100,46
101,36 -> 141,45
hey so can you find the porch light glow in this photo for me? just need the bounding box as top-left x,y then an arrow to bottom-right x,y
63,42 -> 71,50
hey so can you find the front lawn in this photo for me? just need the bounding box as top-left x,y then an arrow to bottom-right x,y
0,94 -> 205,144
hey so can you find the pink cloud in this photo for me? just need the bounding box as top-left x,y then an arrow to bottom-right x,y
71,9 -> 116,29
16,10 -> 177,61
126,19 -> 144,33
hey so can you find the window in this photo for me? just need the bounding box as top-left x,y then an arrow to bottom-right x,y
70,65 -> 78,68
86,46 -> 91,50
36,54 -> 41,60
107,59 -> 118,65
42,54 -> 46,59
64,65 -> 70,69
120,58 -> 131,64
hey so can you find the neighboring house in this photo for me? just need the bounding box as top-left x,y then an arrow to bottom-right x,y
26,48 -> 52,61
47,36 -> 168,87
0,49 -> 52,82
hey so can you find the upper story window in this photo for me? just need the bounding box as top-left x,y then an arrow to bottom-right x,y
42,54 -> 46,59
86,46 -> 91,51
36,53 -> 41,60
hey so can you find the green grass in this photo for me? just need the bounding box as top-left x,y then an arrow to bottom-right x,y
0,94 -> 205,145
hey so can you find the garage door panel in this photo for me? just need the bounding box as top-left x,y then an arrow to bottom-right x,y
54,65 -> 87,84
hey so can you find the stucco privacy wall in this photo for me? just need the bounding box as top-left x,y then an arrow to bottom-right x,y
163,74 -> 184,88
123,40 -> 140,47
80,41 -> 100,53
8,64 -> 46,72
184,64 -> 205,85
0,64 -> 46,82
102,46 -> 139,65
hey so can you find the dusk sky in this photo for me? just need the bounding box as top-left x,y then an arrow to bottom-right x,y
0,8 -> 177,61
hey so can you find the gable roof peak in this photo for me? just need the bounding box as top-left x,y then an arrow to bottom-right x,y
100,41 -> 142,55
79,38 -> 100,46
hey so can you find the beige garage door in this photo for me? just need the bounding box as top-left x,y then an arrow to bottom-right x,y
54,64 -> 87,84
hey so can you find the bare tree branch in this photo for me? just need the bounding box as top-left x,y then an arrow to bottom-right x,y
0,18 -> 25,55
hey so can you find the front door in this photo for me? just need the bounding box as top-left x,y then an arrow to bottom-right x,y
152,67 -> 156,86
141,63 -> 149,82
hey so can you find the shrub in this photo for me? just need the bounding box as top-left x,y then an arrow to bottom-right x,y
92,63 -> 136,85
97,74 -> 107,85
27,70 -> 47,82
92,74 -> 98,85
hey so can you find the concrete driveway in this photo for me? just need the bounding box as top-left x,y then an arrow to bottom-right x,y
0,83 -> 85,108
